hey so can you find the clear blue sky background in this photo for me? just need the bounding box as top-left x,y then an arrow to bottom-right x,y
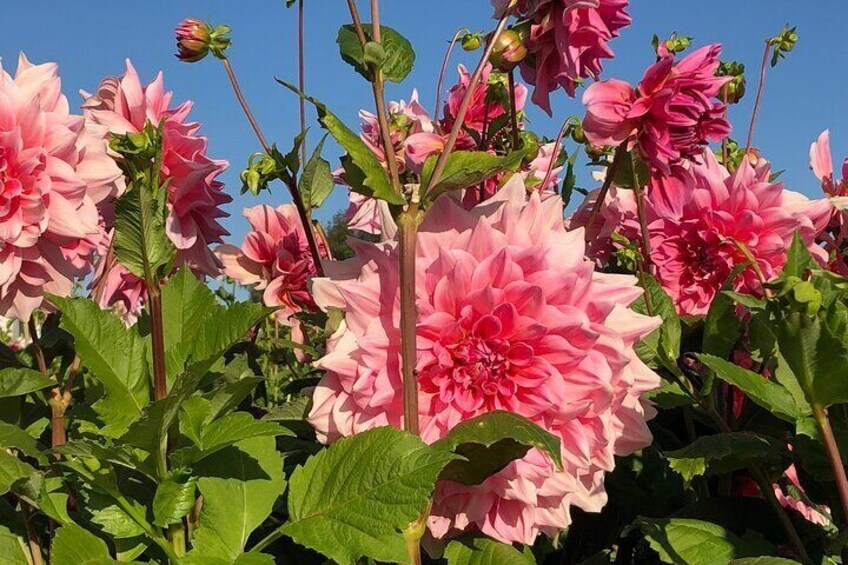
3,1 -> 847,244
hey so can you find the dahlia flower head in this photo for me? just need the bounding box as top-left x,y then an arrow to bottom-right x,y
569,152 -> 830,316
218,204 -> 327,326
511,0 -> 632,115
82,60 -> 231,316
810,130 -> 848,274
0,54 -> 122,321
583,44 -> 732,174
309,176 -> 662,545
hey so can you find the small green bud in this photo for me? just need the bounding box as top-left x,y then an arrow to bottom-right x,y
460,32 -> 484,52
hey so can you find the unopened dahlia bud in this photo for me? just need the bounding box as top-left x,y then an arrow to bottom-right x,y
652,32 -> 692,57
461,32 -> 484,52
489,29 -> 527,71
175,18 -> 231,62
718,61 -> 746,104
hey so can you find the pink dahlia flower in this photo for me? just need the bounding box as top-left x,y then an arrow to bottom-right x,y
519,0 -> 632,115
583,45 -> 732,173
810,130 -> 848,273
217,204 -> 327,326
83,60 -> 231,317
308,176 -> 661,545
565,184 -> 637,264
0,54 -> 122,321
626,153 -> 827,315
443,63 -> 527,137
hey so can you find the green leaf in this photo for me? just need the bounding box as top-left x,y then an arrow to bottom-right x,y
434,411 -> 562,485
52,524 -> 125,565
664,433 -> 779,483
0,451 -> 37,496
421,150 -> 527,204
162,266 -> 218,367
83,491 -> 145,539
188,302 -> 271,377
633,274 -> 681,373
634,518 -> 774,565
0,524 -> 28,565
51,296 -> 149,436
728,559 -> 801,565
337,24 -> 415,83
0,368 -> 55,399
172,412 -> 291,467
276,80 -> 402,206
781,232 -> 816,279
703,268 -> 747,358
696,354 -> 800,422
152,471 -> 197,527
647,380 -> 693,409
444,537 -> 534,564
113,181 -> 175,280
189,437 -> 286,560
281,426 -> 460,564
299,134 -> 335,210
0,422 -> 47,465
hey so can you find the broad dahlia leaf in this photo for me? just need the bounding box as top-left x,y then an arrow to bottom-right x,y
633,518 -> 775,565
434,411 -> 562,485
171,412 -> 292,467
696,354 -> 802,423
299,134 -> 335,210
188,437 -> 286,561
0,450 -> 37,496
420,149 -> 528,205
276,80 -> 403,205
0,368 -> 56,399
728,558 -> 803,564
51,524 -> 125,565
161,266 -> 218,362
281,426 -> 460,564
444,536 -> 534,564
337,24 -> 415,83
113,182 -> 176,282
703,267 -> 747,359
782,232 -> 818,280
0,524 -> 28,564
633,274 -> 681,372
0,422 -> 47,465
152,471 -> 197,527
51,296 -> 150,436
664,432 -> 780,483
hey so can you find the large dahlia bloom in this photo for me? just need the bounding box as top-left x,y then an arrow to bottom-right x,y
583,45 -> 732,173
571,153 -> 829,316
515,0 -> 632,115
82,60 -> 231,315
0,54 -> 121,321
217,204 -> 327,326
309,176 -> 661,545
443,63 -> 527,137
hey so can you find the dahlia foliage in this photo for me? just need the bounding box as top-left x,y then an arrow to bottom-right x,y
3,3 -> 848,565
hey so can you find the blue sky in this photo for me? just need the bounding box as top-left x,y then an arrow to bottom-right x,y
3,1 -> 847,244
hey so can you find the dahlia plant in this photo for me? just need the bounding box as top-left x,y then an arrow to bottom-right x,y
1,2 -> 847,565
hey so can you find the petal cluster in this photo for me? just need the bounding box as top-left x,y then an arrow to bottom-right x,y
517,0 -> 632,114
0,54 -> 121,321
583,45 -> 731,173
83,61 -> 231,317
218,204 -> 327,325
308,176 -> 661,545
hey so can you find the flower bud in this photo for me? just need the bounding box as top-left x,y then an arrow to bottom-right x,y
570,121 -> 586,144
652,32 -> 692,57
175,19 -> 232,63
461,32 -> 484,52
718,61 -> 746,104
489,29 -> 527,72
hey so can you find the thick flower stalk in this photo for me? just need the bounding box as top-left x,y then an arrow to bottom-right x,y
308,177 -> 661,544
0,54 -> 122,321
583,44 -> 732,173
217,204 -> 328,326
83,61 -> 231,319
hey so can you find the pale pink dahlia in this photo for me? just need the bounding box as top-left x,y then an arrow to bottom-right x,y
83,60 -> 231,316
308,176 -> 661,545
0,54 -> 121,321
644,153 -> 828,315
518,0 -> 632,115
583,45 -> 732,173
217,204 -> 327,326
810,130 -> 848,273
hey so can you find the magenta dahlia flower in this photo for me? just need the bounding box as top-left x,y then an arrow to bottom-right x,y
518,0 -> 632,115
308,176 -> 661,545
217,204 -> 327,326
83,61 -> 231,317
0,54 -> 122,321
583,45 -> 732,173
443,63 -> 527,140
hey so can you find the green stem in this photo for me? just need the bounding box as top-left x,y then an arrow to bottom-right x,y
398,208 -> 422,436
20,503 -> 43,565
507,70 -> 520,151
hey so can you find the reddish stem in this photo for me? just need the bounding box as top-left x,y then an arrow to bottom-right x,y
298,0 -> 307,164
584,145 -> 626,240
434,28 -> 469,122
814,404 -> 848,526
745,42 -> 771,154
